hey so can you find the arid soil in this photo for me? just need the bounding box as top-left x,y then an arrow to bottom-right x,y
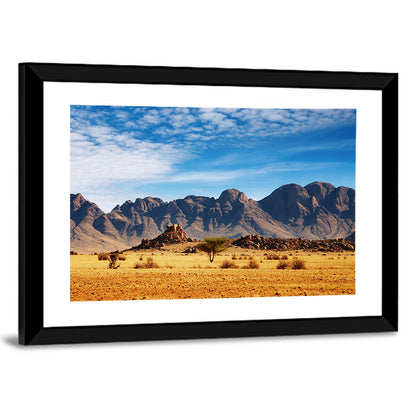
70,243 -> 355,301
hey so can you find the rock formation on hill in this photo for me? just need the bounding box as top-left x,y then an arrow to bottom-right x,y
70,181 -> 355,253
130,224 -> 195,250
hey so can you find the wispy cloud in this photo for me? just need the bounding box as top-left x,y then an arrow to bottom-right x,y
163,162 -> 352,184
280,139 -> 356,154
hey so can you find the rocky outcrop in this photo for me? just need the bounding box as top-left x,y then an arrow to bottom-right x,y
129,224 -> 195,250
346,231 -> 355,242
232,234 -> 355,252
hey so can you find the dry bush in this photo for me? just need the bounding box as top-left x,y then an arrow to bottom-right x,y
134,257 -> 160,269
231,254 -> 238,260
145,257 -> 160,268
220,260 -> 239,269
280,254 -> 289,260
70,251 -> 78,255
118,254 -> 127,261
243,259 -> 260,269
97,253 -> 109,261
291,259 -> 306,269
108,253 -> 120,269
277,260 -> 290,269
265,253 -> 280,260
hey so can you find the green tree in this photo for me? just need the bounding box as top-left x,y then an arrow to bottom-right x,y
197,237 -> 229,263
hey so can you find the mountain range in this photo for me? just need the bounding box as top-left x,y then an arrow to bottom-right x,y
70,181 -> 355,253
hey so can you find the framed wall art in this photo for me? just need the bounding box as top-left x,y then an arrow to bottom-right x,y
19,63 -> 398,344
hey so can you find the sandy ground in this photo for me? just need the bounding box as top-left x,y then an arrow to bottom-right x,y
70,244 -> 355,301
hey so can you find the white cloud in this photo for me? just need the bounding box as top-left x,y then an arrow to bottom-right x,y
70,117 -> 194,199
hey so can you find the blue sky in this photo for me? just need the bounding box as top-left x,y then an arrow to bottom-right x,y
71,105 -> 356,212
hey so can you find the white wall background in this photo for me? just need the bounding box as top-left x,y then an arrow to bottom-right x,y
1,1 -> 414,415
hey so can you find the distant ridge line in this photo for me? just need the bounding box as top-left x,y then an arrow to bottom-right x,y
70,181 -> 355,253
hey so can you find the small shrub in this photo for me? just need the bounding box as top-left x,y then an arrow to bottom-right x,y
118,254 -> 127,261
108,253 -> 120,269
139,255 -> 143,261
280,254 -> 289,260
133,257 -> 160,269
220,260 -> 239,269
244,259 -> 259,269
231,254 -> 237,260
98,253 -> 109,261
291,259 -> 306,270
70,251 -> 78,255
277,260 -> 290,269
145,257 -> 159,268
266,253 -> 280,260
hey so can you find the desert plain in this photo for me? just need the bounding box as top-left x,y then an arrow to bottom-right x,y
70,243 -> 355,302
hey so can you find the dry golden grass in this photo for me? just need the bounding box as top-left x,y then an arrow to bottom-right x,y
70,243 -> 355,301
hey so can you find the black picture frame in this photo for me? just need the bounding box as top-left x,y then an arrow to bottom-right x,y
19,63 -> 398,345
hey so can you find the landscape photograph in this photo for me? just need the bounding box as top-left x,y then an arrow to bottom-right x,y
70,105 -> 356,302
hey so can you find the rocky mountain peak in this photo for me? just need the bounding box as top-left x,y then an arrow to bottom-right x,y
71,193 -> 86,210
219,188 -> 248,204
305,182 -> 336,201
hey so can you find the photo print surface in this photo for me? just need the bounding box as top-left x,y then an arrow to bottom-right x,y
70,105 -> 356,302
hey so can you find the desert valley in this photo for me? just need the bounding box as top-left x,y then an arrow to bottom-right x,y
70,182 -> 355,302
